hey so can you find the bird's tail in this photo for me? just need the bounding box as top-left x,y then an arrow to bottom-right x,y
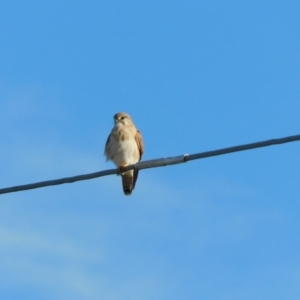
121,171 -> 134,195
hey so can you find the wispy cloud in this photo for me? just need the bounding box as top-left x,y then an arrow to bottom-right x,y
0,218 -> 103,299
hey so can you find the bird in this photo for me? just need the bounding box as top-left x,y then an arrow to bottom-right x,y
104,112 -> 144,195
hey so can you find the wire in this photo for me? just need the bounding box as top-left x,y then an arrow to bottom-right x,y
0,134 -> 299,195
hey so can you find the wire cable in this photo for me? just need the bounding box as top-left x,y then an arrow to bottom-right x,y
0,134 -> 299,195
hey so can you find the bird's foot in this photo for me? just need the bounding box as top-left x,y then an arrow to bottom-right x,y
117,164 -> 129,175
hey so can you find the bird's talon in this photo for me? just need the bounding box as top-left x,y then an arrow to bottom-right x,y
118,165 -> 128,174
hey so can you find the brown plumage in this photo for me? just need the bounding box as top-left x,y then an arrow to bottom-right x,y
104,112 -> 144,195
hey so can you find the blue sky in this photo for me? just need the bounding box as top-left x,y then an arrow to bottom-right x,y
0,1 -> 300,299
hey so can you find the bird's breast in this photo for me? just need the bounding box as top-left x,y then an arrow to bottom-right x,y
108,130 -> 139,166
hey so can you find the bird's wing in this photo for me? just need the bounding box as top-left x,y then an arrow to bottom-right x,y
135,130 -> 144,161
132,129 -> 144,190
104,133 -> 111,157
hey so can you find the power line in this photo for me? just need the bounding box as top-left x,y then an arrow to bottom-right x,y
0,134 -> 299,195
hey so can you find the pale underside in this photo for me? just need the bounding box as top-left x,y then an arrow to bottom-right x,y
106,134 -> 140,166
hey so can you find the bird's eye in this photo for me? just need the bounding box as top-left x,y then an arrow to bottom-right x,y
121,116 -> 125,119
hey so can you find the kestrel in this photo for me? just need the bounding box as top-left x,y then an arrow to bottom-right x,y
104,112 -> 144,195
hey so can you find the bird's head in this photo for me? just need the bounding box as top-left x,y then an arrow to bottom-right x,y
114,112 -> 133,126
